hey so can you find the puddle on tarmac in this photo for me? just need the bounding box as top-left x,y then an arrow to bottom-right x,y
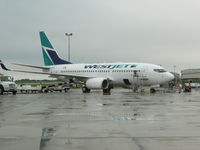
25,112 -> 52,115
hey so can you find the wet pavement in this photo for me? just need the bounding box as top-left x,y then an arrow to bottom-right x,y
0,89 -> 200,150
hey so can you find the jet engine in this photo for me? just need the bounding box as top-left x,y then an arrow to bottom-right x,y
85,78 -> 109,89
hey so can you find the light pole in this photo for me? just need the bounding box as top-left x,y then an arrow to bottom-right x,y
173,65 -> 176,73
65,33 -> 73,62
173,65 -> 176,85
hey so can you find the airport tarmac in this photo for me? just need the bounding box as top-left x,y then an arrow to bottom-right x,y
0,89 -> 200,150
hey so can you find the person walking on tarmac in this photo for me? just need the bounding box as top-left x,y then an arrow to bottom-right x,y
184,81 -> 192,92
188,81 -> 192,92
178,83 -> 182,93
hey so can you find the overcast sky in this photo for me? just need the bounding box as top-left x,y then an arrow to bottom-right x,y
1,0 -> 200,79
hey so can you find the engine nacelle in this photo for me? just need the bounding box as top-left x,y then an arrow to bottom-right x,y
86,78 -> 109,89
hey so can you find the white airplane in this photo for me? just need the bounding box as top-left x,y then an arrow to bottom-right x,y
0,31 -> 174,94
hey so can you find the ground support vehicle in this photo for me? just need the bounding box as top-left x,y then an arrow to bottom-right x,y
0,75 -> 17,95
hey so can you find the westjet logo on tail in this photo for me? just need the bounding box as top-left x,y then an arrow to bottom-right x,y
84,64 -> 137,69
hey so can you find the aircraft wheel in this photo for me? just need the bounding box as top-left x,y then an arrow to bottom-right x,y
82,86 -> 90,93
64,88 -> 69,93
12,91 -> 17,95
150,88 -> 156,93
0,86 -> 4,95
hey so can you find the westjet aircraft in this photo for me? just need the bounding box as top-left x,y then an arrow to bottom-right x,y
0,32 -> 174,94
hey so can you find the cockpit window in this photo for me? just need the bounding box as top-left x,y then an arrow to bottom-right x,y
153,69 -> 166,73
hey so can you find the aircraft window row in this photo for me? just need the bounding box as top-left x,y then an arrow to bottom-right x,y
62,70 -> 139,73
112,70 -> 138,73
62,70 -> 110,73
153,69 -> 166,73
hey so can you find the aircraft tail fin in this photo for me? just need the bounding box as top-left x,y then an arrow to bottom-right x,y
39,31 -> 72,66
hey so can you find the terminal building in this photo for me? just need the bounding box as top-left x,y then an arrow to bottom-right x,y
181,69 -> 200,82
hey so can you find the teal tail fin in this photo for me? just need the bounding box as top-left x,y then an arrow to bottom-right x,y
39,31 -> 72,66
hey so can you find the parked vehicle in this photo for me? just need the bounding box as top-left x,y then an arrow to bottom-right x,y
0,75 -> 17,95
42,83 -> 70,93
17,84 -> 42,93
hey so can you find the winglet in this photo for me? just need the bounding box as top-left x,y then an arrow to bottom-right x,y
0,60 -> 11,71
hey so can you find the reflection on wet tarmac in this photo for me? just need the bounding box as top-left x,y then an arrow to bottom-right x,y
0,89 -> 200,150
40,127 -> 56,150
25,112 -> 52,116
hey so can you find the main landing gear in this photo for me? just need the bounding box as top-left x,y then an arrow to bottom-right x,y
82,84 -> 112,95
82,86 -> 91,93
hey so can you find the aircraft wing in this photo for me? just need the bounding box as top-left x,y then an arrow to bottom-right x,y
10,69 -> 91,80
